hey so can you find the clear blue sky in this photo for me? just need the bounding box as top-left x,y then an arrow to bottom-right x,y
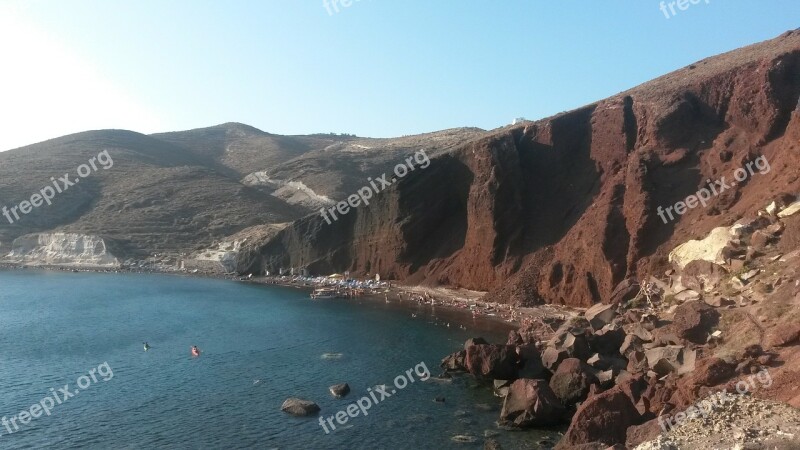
0,0 -> 798,150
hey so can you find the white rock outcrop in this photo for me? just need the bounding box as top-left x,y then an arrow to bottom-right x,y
668,227 -> 734,269
778,200 -> 800,218
241,172 -> 334,209
6,233 -> 120,267
191,240 -> 244,273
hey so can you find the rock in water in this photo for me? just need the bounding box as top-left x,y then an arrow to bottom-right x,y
484,437 -> 503,450
280,398 -> 320,416
329,383 -> 350,398
465,344 -> 519,380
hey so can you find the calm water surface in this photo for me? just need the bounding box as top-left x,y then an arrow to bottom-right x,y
0,270 -> 555,449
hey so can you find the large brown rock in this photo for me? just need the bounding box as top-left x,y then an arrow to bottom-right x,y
440,350 -> 467,372
541,346 -> 569,371
517,344 -> 549,379
549,358 -> 598,406
465,344 -> 518,380
645,345 -> 684,376
499,379 -> 566,428
669,301 -> 720,344
585,303 -> 618,331
465,337 -> 489,349
555,385 -> 642,449
589,325 -> 626,355
681,260 -> 729,293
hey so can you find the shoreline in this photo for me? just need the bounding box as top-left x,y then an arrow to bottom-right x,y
0,263 -> 579,333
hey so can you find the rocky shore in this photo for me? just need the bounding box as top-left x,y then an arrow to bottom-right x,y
438,197 -> 800,449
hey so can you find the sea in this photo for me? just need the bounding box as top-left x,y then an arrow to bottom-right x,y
0,270 -> 557,449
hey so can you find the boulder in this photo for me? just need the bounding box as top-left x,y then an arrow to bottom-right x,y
767,324 -> 800,348
765,221 -> 785,236
585,303 -> 618,331
644,345 -> 684,376
681,260 -> 729,293
590,325 -> 626,355
465,344 -> 519,380
517,344 -> 549,379
549,358 -> 599,406
596,369 -> 615,388
500,379 -> 565,428
674,289 -> 701,303
542,346 -> 569,371
281,398 -> 320,416
750,230 -> 774,251
778,200 -> 800,218
731,216 -> 771,236
329,383 -> 350,398
555,385 -> 642,449
766,201 -> 778,216
640,313 -> 658,331
670,301 -> 720,344
493,379 -> 512,397
626,350 -> 648,373
484,438 -> 503,450
441,350 -> 467,372
620,334 -> 645,357
465,337 -> 489,350
650,328 -> 682,346
623,322 -> 654,342
562,332 -> 592,360
668,226 -> 735,269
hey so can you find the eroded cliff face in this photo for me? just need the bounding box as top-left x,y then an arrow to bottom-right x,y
240,31 -> 800,307
6,233 -> 120,268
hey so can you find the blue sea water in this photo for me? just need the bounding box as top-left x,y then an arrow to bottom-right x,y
0,270 -> 555,449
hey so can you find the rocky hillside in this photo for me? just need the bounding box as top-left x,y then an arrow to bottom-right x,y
240,29 -> 800,308
436,197 -> 800,448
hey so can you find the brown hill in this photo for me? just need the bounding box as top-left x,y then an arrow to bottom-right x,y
239,29 -> 800,308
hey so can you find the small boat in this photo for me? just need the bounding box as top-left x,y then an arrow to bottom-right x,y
311,287 -> 338,299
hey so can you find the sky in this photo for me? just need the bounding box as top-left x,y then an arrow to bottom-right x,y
0,1 -> 798,151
